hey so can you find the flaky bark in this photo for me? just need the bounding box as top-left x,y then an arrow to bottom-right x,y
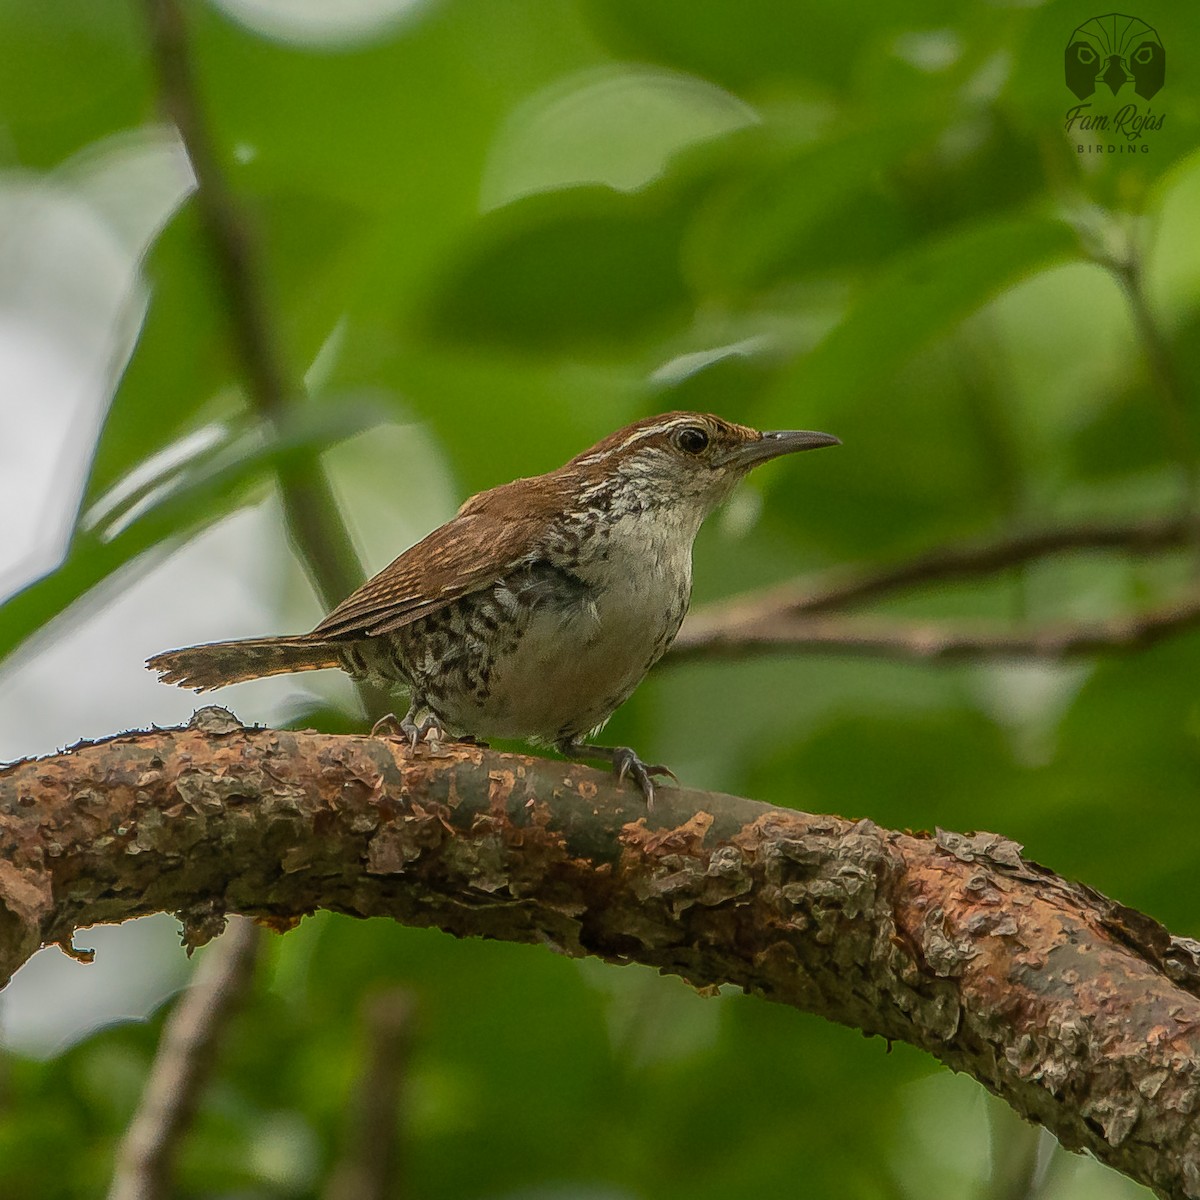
3,709 -> 1200,1199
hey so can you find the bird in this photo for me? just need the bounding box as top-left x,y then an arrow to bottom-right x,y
148,411 -> 840,804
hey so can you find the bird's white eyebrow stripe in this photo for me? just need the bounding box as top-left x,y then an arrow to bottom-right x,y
574,418 -> 696,465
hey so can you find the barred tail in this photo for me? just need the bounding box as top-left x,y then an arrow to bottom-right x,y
146,636 -> 342,692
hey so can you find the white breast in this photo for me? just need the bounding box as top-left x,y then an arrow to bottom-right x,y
467,508 -> 694,742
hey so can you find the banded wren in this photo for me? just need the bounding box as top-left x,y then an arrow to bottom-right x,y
149,412 -> 839,802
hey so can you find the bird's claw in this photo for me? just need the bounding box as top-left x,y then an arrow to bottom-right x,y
612,747 -> 675,812
403,713 -> 444,752
369,712 -> 403,738
371,710 -> 444,752
556,740 -> 677,812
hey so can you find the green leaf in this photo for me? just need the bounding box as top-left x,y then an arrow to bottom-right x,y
0,402 -> 385,669
83,203 -> 234,509
584,0 -> 890,93
1021,635 -> 1200,924
479,64 -> 758,209
422,186 -> 693,352
83,188 -> 373,515
0,0 -> 149,169
761,213 -> 1083,425
688,122 -> 933,296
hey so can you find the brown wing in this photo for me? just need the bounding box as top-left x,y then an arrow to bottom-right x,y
311,473 -> 571,640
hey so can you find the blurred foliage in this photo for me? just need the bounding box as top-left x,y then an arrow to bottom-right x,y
3,0 -> 1200,1196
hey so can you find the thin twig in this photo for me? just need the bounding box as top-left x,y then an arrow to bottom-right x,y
142,0 -> 388,715
710,514 -> 1197,626
672,590 -> 1200,663
107,916 -> 261,1200
324,990 -> 415,1200
1105,247 -> 1200,528
670,514 -> 1199,662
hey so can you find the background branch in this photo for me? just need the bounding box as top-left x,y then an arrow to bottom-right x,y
116,6 -> 391,1192
672,516 -> 1200,663
324,988 -> 415,1200
107,915 -> 260,1200
782,514 -> 1195,614
3,712 -> 1200,1200
672,589 -> 1200,662
142,0 -> 385,711
1098,236 -> 1200,531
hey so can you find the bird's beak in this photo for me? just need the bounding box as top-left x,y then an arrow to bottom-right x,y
722,429 -> 841,469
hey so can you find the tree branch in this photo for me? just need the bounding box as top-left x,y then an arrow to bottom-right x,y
774,514 -> 1196,616
672,589 -> 1200,663
324,988 -> 415,1200
142,0 -> 390,717
1099,239 -> 1200,532
107,916 -> 261,1200
134,7 -> 394,1190
4,709 -> 1200,1199
671,515 -> 1200,663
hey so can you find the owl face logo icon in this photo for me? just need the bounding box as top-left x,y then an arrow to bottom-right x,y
1065,13 -> 1165,101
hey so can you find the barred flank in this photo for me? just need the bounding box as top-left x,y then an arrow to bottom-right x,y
146,636 -> 342,692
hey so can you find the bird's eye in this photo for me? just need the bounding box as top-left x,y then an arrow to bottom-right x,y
674,426 -> 710,454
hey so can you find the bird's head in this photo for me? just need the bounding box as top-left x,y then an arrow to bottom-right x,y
567,411 -> 840,520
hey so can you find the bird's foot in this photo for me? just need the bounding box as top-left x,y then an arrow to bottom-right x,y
613,748 -> 676,811
559,741 -> 675,811
370,712 -> 401,737
402,712 -> 445,752
371,709 -> 444,752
